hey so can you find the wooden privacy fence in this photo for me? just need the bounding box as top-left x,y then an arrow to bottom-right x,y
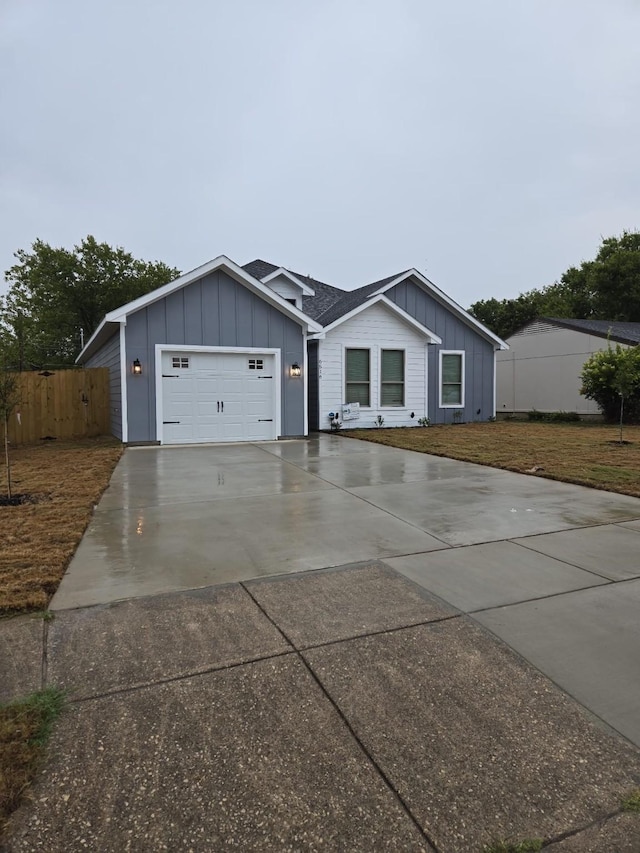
5,368 -> 111,445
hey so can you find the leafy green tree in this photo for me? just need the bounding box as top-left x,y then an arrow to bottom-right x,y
1,236 -> 180,368
470,230 -> 640,339
580,344 -> 640,431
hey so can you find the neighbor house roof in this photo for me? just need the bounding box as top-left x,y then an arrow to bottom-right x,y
540,317 -> 640,346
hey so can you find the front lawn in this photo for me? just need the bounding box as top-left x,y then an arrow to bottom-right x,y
341,422 -> 640,497
0,437 -> 123,615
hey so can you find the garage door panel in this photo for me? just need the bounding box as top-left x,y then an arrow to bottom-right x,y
161,351 -> 276,444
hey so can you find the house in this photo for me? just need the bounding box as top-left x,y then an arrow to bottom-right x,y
78,255 -> 507,444
496,317 -> 640,417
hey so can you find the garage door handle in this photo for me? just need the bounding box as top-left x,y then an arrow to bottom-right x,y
162,374 -> 180,378
217,401 -> 219,412
163,421 -> 180,424
258,376 -> 273,379
258,419 -> 273,422
221,401 -> 224,412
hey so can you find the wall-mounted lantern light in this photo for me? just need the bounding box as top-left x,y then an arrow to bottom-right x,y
290,362 -> 301,377
132,358 -> 142,375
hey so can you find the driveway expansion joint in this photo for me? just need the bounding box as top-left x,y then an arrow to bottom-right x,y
61,648 -> 297,706
240,580 -> 441,852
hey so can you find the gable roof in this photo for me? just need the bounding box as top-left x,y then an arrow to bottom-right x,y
242,258 -> 508,349
314,272 -> 411,327
317,293 -> 442,343
241,259 -> 344,320
260,267 -> 316,296
540,317 -> 640,346
78,255 -> 322,362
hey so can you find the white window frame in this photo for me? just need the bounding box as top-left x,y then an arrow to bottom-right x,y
439,350 -> 465,408
344,347 -> 371,408
380,348 -> 406,408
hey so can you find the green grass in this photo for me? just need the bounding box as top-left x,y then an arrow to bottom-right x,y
0,688 -> 65,833
622,788 -> 640,813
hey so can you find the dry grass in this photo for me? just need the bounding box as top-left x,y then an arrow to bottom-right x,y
0,688 -> 65,834
341,422 -> 640,497
0,437 -> 123,615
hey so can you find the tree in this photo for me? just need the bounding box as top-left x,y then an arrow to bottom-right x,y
1,236 -> 180,368
469,230 -> 640,339
580,344 -> 640,434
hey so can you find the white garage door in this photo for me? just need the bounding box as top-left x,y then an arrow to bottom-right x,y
161,351 -> 277,444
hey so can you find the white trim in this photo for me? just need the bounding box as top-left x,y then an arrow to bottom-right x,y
261,267 -> 315,296
78,255 -> 322,362
343,345 -> 372,409
493,350 -> 497,418
154,345 -> 282,445
316,294 -> 442,343
424,344 -> 429,421
303,329 -> 309,436
439,350 -> 466,409
368,270 -> 509,351
119,323 -> 128,443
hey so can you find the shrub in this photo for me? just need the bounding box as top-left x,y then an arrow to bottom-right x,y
527,410 -> 580,423
580,344 -> 640,423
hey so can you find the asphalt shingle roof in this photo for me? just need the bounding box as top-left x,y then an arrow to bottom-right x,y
543,317 -> 640,346
314,271 -> 410,327
242,259 -> 346,320
242,259 -> 414,327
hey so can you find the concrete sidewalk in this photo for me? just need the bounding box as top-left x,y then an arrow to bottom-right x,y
3,564 -> 640,852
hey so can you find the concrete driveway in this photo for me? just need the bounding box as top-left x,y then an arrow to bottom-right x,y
4,433 -> 640,851
51,433 -> 640,748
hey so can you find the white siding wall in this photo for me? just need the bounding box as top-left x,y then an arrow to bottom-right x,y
317,302 -> 428,429
496,327 -> 628,415
263,274 -> 302,310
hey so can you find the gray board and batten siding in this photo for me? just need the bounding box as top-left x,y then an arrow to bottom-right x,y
124,269 -> 306,443
387,279 -> 495,424
85,332 -> 122,439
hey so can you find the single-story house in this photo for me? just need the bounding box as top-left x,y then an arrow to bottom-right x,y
78,255 -> 508,444
496,317 -> 640,416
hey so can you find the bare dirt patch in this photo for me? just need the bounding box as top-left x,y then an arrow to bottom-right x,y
341,422 -> 640,497
0,437 -> 123,614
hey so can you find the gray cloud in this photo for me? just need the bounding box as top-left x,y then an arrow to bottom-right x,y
1,0 -> 639,309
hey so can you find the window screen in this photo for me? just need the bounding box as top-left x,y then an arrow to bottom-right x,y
441,353 -> 463,405
345,349 -> 370,406
381,350 -> 404,406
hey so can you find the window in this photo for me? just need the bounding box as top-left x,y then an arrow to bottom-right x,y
381,350 -> 404,406
248,359 -> 264,370
440,351 -> 464,407
345,349 -> 370,406
172,357 -> 190,369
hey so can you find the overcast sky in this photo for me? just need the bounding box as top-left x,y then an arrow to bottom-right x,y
1,0 -> 639,307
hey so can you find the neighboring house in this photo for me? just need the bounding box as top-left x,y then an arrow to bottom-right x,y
496,317 -> 640,416
78,255 -> 507,444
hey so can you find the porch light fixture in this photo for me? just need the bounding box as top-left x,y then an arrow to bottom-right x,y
290,362 -> 301,377
132,358 -> 142,375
